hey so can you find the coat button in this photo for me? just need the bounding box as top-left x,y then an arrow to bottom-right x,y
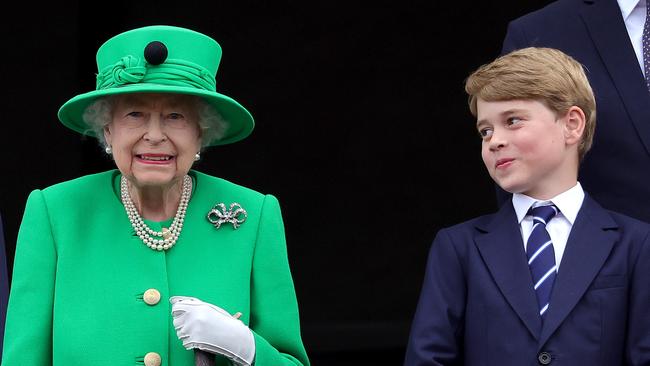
144,352 -> 161,366
143,289 -> 161,306
538,351 -> 552,365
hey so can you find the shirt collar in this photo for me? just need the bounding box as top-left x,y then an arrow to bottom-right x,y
512,182 -> 585,225
618,0 -> 643,20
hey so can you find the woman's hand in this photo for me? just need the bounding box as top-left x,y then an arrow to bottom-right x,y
170,296 -> 255,366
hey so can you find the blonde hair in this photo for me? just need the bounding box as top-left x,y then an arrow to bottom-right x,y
465,47 -> 596,161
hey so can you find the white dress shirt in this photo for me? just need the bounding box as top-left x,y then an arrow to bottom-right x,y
618,0 -> 648,76
512,182 -> 585,272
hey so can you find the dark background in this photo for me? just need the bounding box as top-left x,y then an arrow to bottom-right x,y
0,1 -> 553,364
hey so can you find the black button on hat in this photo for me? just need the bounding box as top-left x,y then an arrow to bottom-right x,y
144,41 -> 168,65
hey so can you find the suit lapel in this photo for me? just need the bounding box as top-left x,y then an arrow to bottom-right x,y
581,0 -> 650,155
538,195 -> 619,347
474,203 -> 542,340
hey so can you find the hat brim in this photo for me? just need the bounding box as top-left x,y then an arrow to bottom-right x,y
57,83 -> 254,147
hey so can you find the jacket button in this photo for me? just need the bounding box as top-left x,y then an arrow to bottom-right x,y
538,351 -> 552,365
144,352 -> 161,366
143,289 -> 161,306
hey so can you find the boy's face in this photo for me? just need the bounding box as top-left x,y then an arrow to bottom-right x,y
476,98 -> 579,199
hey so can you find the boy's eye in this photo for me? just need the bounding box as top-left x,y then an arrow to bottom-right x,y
478,128 -> 493,138
506,117 -> 522,125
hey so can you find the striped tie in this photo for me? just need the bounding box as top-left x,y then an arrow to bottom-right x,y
641,1 -> 650,91
526,204 -> 559,319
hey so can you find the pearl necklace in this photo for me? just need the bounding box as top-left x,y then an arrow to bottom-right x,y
120,175 -> 192,251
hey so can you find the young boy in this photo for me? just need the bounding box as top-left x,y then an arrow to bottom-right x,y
404,47 -> 650,366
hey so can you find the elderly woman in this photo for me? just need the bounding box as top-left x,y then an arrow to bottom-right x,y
2,25 -> 309,366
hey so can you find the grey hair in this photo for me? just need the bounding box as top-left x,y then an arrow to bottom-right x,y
82,95 -> 229,150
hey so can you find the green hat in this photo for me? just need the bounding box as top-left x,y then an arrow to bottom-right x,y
58,25 -> 254,146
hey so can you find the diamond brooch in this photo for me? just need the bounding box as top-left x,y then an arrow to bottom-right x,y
207,202 -> 247,229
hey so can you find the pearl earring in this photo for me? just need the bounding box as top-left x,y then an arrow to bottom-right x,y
194,152 -> 201,161
105,146 -> 112,154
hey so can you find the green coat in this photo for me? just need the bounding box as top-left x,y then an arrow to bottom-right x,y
2,170 -> 309,366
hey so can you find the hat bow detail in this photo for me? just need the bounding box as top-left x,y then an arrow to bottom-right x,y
97,55 -> 146,89
96,56 -> 216,92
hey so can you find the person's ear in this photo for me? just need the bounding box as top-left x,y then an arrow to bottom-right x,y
563,106 -> 586,146
103,125 -> 113,146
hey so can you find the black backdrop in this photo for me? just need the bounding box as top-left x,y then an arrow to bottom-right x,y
0,1 -> 553,364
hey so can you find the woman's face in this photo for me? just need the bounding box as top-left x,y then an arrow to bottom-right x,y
104,93 -> 202,189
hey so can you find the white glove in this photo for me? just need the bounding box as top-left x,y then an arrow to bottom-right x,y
170,296 -> 255,366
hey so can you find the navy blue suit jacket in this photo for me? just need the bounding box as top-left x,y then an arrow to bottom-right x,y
0,213 -> 7,360
496,0 -> 650,223
404,195 -> 650,365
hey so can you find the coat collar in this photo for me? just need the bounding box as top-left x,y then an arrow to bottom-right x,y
474,194 -> 619,344
474,202 -> 543,339
537,194 -> 618,347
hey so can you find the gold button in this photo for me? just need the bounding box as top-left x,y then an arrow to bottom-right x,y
144,352 -> 161,366
143,289 -> 161,306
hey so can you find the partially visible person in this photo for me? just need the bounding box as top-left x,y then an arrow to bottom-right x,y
2,25 -> 309,366
404,47 -> 650,365
495,0 -> 650,223
0,211 -> 7,361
